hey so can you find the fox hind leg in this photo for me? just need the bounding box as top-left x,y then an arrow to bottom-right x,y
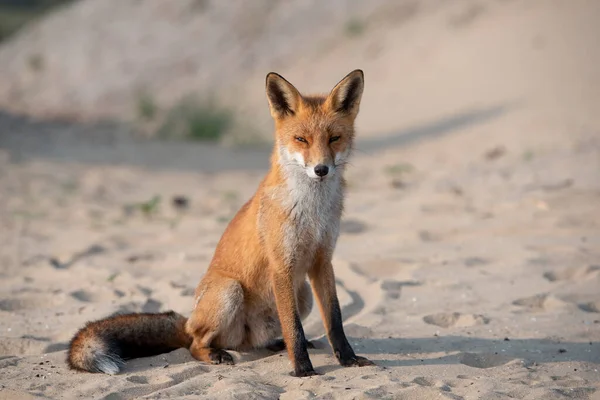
189,346 -> 235,365
186,277 -> 244,365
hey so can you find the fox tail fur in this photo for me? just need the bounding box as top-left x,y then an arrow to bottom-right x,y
67,311 -> 191,375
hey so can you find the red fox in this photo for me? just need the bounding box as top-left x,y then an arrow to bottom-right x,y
67,70 -> 374,377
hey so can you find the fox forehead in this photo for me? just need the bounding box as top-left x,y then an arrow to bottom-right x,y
278,106 -> 353,139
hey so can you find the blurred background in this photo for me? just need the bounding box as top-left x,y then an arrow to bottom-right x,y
0,0 -> 598,153
0,1 -> 599,397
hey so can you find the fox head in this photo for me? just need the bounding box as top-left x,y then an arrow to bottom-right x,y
265,70 -> 364,181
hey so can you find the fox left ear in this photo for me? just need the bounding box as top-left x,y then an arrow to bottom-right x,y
265,72 -> 302,119
327,69 -> 364,118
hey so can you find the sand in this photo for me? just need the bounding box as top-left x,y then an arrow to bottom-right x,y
1,0 -> 600,398
0,102 -> 599,399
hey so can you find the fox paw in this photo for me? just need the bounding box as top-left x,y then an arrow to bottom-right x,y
291,369 -> 320,377
209,349 -> 235,365
338,354 -> 375,367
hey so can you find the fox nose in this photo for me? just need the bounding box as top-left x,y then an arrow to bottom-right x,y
314,164 -> 329,177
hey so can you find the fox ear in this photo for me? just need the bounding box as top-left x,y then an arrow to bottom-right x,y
328,69 -> 364,118
265,72 -> 301,119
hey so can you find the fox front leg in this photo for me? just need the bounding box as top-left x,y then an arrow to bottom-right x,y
271,271 -> 318,377
308,259 -> 375,368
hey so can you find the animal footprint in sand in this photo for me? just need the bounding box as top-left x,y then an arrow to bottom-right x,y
70,287 -> 127,303
463,257 -> 489,267
117,298 -> 163,314
579,301 -> 600,313
512,293 -> 569,312
380,279 -> 421,301
422,312 -> 489,328
126,375 -> 149,384
524,293 -> 599,314
543,265 -> 600,282
0,294 -> 64,311
70,290 -> 103,303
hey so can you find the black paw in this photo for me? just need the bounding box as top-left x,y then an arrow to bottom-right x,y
340,355 -> 375,367
291,369 -> 320,377
209,349 -> 235,365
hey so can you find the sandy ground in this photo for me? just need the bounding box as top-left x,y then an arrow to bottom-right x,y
0,100 -> 599,399
1,1 -> 600,399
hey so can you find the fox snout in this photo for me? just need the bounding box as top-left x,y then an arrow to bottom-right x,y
280,147 -> 337,180
306,163 -> 333,180
314,164 -> 329,177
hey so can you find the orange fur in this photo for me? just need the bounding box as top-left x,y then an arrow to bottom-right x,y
67,70 -> 374,377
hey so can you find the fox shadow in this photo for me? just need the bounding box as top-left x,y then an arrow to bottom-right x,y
116,332 -> 596,375
305,333 -> 598,374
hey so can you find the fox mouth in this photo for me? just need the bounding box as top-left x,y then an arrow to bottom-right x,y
309,175 -> 329,183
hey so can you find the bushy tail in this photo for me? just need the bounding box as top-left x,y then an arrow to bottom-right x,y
67,311 -> 191,375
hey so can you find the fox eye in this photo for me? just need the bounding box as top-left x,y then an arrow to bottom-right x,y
329,136 -> 341,143
295,137 -> 308,143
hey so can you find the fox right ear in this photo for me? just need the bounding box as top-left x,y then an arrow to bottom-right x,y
265,72 -> 301,119
327,69 -> 364,118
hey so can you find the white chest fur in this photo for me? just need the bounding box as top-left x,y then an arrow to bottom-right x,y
279,166 -> 343,272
